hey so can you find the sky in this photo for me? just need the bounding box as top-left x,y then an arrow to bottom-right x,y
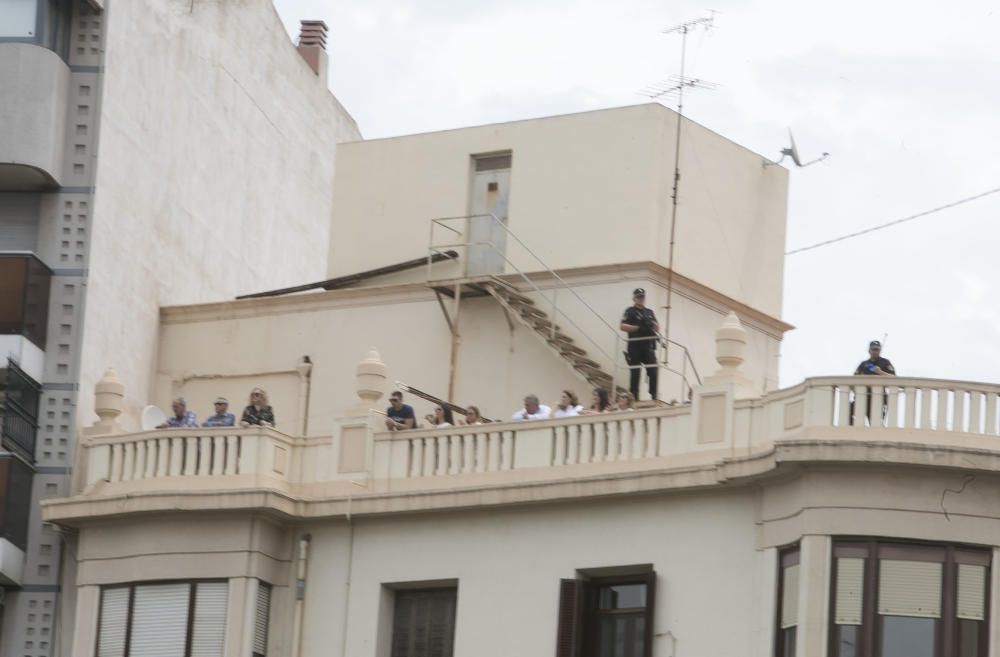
274,0 -> 1000,387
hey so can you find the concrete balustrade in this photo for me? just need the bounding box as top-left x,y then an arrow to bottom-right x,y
83,426 -> 299,488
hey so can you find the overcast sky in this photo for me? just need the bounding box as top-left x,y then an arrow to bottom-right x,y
274,0 -> 1000,388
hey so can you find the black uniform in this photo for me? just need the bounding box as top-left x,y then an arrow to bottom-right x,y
854,357 -> 896,376
622,305 -> 658,400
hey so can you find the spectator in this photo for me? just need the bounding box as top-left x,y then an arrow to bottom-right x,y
511,394 -> 552,421
553,390 -> 583,418
854,340 -> 896,376
614,391 -> 635,411
464,405 -> 485,425
620,288 -> 659,401
156,397 -> 197,429
425,405 -> 455,428
385,391 -> 416,431
202,397 -> 235,427
240,388 -> 275,427
580,388 -> 612,415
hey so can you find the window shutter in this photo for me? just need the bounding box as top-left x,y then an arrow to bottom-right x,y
96,588 -> 130,657
555,579 -> 583,657
391,588 -> 457,657
253,583 -> 272,657
190,582 -> 228,657
957,564 -> 986,621
835,557 -> 865,625
878,560 -> 942,618
129,583 -> 191,657
780,564 -> 800,629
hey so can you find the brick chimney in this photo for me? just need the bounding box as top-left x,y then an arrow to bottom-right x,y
296,20 -> 328,79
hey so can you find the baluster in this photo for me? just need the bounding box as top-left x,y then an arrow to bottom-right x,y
433,436 -> 446,475
607,422 -> 620,462
954,390 -> 968,433
936,389 -> 950,431
198,436 -> 212,475
836,386 -> 851,427
903,387 -> 917,429
156,438 -> 169,476
110,444 -> 123,482
553,426 -> 567,466
593,424 -> 606,463
168,437 -> 183,476
646,418 -> 658,457
853,386 -> 869,427
580,424 -> 593,464
134,440 -> 148,480
211,436 -> 225,475
461,435 -> 474,473
448,435 -> 462,475
184,436 -> 198,475
147,439 -> 160,478
870,387 -> 885,428
410,438 -> 424,477
475,434 -> 488,473
633,419 -> 646,457
225,436 -> 239,474
886,387 -> 900,428
121,442 -> 135,481
567,424 -> 580,465
986,393 -> 999,436
488,432 -> 501,471
919,388 -> 933,429
423,437 -> 436,476
621,421 -> 633,460
501,431 -> 514,470
969,391 -> 983,434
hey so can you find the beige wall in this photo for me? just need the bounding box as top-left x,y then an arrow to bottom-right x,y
150,265 -> 785,434
77,0 -> 361,431
328,103 -> 788,318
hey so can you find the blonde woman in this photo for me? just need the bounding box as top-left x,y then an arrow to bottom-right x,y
614,391 -> 635,411
240,388 -> 275,427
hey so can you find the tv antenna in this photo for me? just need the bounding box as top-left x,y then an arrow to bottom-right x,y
639,11 -> 716,374
768,129 -> 830,168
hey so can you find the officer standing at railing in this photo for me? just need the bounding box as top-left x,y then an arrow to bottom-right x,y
620,288 -> 659,401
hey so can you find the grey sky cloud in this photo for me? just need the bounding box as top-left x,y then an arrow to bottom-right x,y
274,0 -> 1000,387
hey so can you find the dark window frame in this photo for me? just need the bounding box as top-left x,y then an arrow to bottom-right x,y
94,579 -> 228,657
389,585 -> 458,657
774,544 -> 800,657
826,538 -> 991,657
582,572 -> 656,657
0,253 -> 52,350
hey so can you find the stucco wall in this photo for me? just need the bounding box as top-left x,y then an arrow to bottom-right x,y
327,103 -> 788,319
78,0 -> 361,428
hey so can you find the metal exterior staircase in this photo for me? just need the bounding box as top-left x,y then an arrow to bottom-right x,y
483,277 -> 619,393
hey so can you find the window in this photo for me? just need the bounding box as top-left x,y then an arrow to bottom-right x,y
253,582 -> 271,657
96,581 -> 228,657
390,587 -> 457,657
827,540 -> 990,657
556,568 -> 656,657
0,0 -> 73,60
775,547 -> 799,657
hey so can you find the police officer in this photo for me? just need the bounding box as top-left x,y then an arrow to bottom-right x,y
620,288 -> 659,401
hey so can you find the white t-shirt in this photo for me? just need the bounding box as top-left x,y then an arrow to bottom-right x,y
553,405 -> 583,418
511,405 -> 552,421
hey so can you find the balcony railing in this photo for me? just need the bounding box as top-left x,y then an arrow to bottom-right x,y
70,376 -> 1000,499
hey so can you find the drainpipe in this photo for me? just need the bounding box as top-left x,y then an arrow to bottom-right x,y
290,533 -> 311,657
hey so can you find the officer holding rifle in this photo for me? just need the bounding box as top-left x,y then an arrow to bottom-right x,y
620,288 -> 659,401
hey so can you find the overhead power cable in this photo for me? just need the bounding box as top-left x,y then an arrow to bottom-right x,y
785,185 -> 1000,256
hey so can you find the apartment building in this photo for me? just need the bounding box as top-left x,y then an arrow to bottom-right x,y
0,1 -> 359,654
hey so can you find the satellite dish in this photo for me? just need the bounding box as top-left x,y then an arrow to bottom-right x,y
771,129 -> 830,168
141,405 -> 167,431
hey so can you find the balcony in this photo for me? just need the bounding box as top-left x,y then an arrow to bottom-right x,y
0,453 -> 33,585
0,253 -> 52,354
0,42 -> 70,189
42,367 -> 1000,525
1,358 -> 42,462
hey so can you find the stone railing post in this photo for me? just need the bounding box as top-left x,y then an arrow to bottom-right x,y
331,348 -> 386,479
80,368 -> 127,489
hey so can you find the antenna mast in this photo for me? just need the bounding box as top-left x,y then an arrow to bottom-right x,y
649,13 -> 715,372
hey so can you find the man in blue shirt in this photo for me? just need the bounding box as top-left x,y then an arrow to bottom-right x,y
202,397 -> 235,427
385,391 -> 416,431
157,397 -> 198,428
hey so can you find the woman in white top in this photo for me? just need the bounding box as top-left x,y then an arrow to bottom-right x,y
425,405 -> 454,428
464,405 -> 485,425
553,390 -> 583,418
